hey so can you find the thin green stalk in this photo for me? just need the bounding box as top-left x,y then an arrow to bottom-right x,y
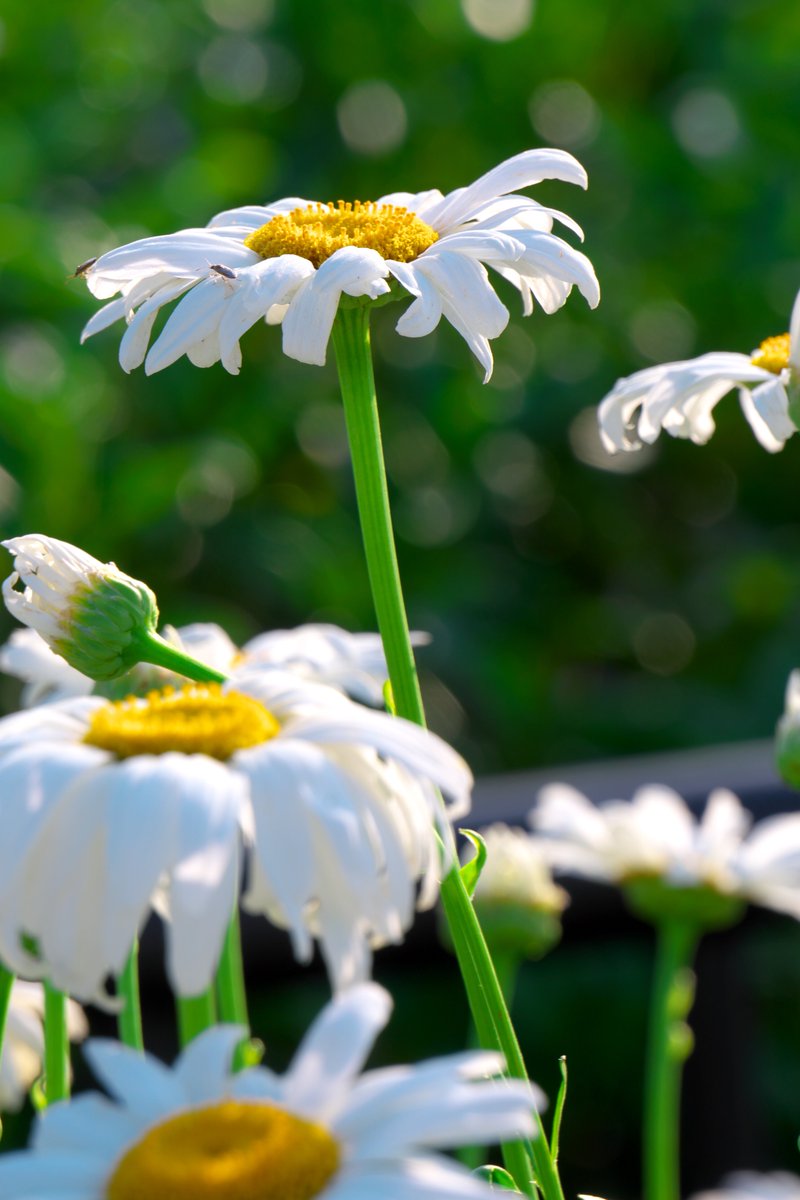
332,304 -> 559,1200
216,911 -> 248,1025
0,964 -> 14,1091
176,988 -> 217,1047
43,983 -> 69,1104
136,631 -> 227,684
643,920 -> 699,1200
215,910 -> 251,1070
117,941 -> 144,1052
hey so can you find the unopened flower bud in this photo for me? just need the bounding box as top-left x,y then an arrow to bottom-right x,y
2,534 -> 159,681
449,824 -> 568,961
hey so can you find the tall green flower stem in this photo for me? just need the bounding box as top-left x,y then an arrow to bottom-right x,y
215,908 -> 252,1071
176,988 -> 217,1047
43,983 -> 70,1104
332,304 -> 560,1200
0,964 -> 14,1122
642,919 -> 699,1200
117,941 -> 144,1052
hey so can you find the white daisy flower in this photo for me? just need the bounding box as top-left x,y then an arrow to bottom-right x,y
460,823 -> 568,960
529,783 -> 800,919
0,981 -> 87,1113
0,983 -> 541,1200
598,289 -> 800,453
79,149 -> 600,382
2,534 -> 159,681
692,1173 -> 800,1200
0,671 -> 471,1002
0,621 -> 429,708
471,823 -> 568,915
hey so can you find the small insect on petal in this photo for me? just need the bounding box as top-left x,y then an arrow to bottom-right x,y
69,257 -> 98,280
210,264 -> 237,280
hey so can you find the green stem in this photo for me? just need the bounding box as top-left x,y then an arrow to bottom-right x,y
643,920 -> 699,1200
176,988 -> 217,1047
215,910 -> 251,1070
332,305 -> 557,1200
137,631 -> 228,684
43,983 -> 70,1104
0,964 -> 14,1089
117,941 -> 144,1052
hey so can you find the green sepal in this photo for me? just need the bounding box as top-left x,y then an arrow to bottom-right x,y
459,828 -> 488,899
53,573 -> 159,681
624,877 -> 746,933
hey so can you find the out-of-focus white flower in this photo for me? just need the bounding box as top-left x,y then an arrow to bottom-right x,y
598,290 -> 800,453
0,982 -> 87,1112
471,823 -> 568,914
0,622 -> 428,709
529,784 -> 800,924
0,672 -> 471,1002
2,535 -> 159,681
692,1172 -> 800,1200
0,984 -> 540,1200
80,149 -> 599,382
461,823 -> 568,959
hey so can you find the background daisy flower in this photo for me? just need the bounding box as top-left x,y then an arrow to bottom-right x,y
0,983 -> 540,1200
0,671 -> 470,1001
598,289 -> 800,453
0,981 -> 86,1113
80,149 -> 599,381
529,783 -> 800,921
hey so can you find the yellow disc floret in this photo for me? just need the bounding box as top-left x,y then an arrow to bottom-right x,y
83,684 -> 280,760
751,332 -> 791,374
244,201 -> 439,269
106,1100 -> 341,1200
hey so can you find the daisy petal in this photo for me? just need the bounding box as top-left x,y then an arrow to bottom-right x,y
281,247 -> 391,366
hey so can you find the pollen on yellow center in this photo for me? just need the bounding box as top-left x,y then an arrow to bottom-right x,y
751,332 -> 791,374
105,1100 -> 341,1200
244,200 -> 439,269
83,684 -> 280,760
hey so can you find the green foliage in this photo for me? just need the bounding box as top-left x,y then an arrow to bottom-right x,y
1,0 -> 799,770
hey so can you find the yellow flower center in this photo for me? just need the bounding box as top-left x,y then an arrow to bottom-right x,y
244,201 -> 439,269
105,1100 -> 341,1200
751,332 -> 791,374
83,684 -> 280,760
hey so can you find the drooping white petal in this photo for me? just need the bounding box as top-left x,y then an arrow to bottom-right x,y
118,279 -> 196,372
86,230 -> 259,298
144,278 -> 230,374
80,298 -> 127,343
790,288 -> 800,370
217,256 -> 316,374
390,261 -> 444,337
425,148 -> 588,233
281,247 -> 391,366
740,377 -> 796,452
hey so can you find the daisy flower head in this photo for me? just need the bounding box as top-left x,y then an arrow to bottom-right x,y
2,534 -> 159,681
461,823 -> 568,960
0,621 -> 428,709
598,288 -> 800,453
0,670 -> 471,1002
529,783 -> 800,929
0,983 -> 541,1200
80,149 -> 600,382
0,981 -> 87,1113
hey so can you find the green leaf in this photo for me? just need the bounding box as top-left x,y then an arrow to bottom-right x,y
473,1164 -> 521,1191
459,828 -> 488,899
551,1055 -> 568,1163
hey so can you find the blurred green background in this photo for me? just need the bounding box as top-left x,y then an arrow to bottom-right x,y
3,0 -> 800,1194
2,0 -> 800,771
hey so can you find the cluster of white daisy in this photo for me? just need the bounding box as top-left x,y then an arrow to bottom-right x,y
1,141 -> 799,1200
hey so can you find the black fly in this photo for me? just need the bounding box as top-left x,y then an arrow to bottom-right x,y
210,264 -> 236,280
69,256 -> 97,279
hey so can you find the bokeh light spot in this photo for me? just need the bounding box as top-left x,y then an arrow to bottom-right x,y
337,81 -> 407,156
